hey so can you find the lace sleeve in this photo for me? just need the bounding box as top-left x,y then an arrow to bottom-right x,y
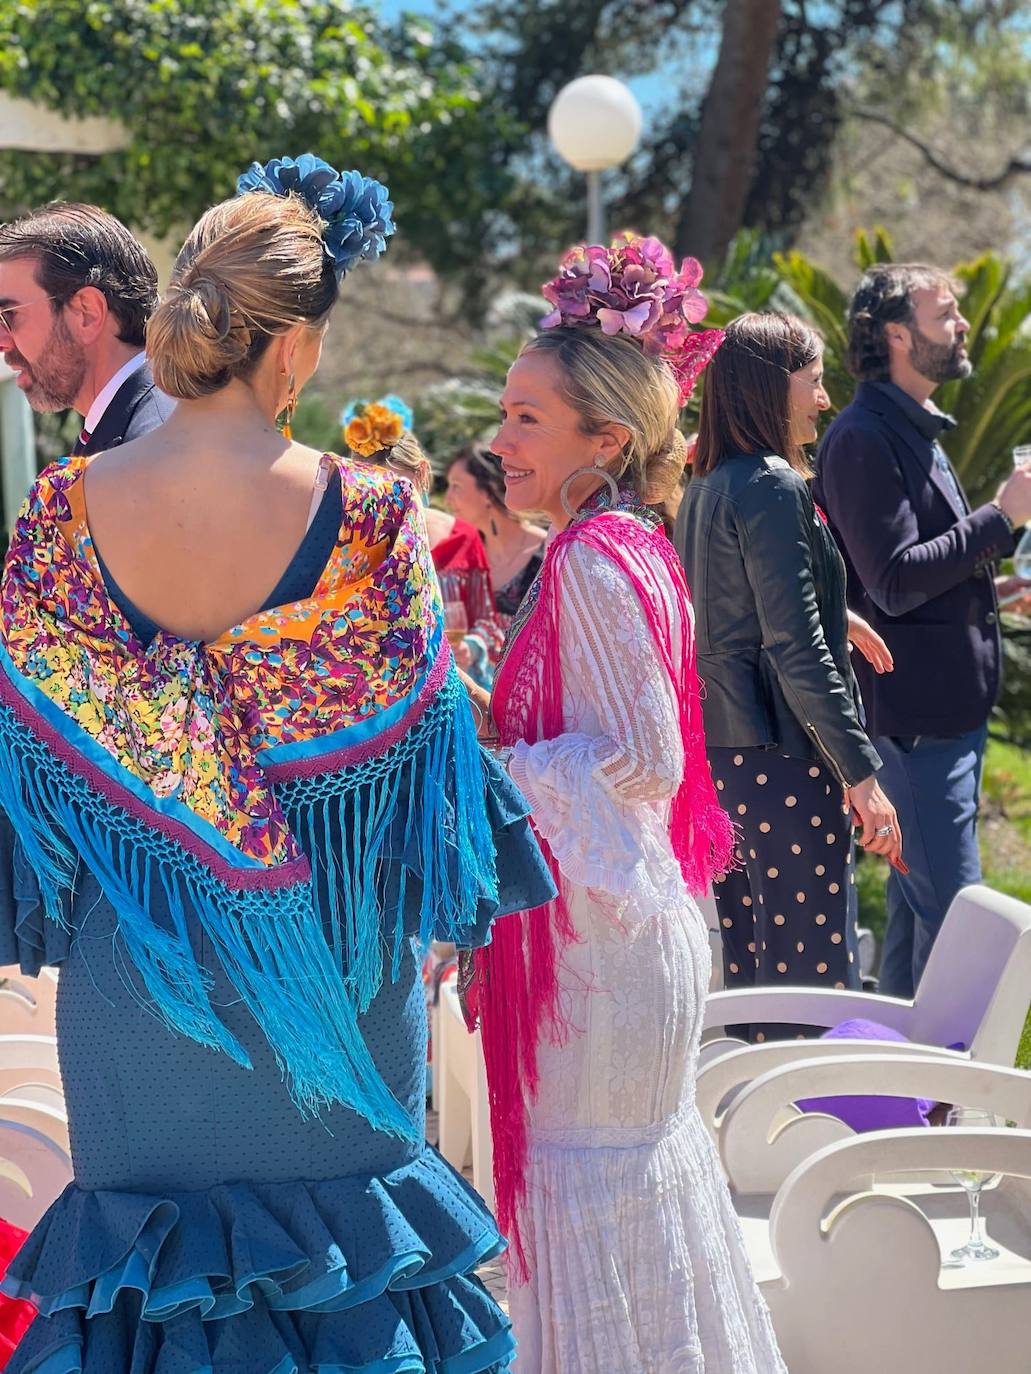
507,538 -> 685,895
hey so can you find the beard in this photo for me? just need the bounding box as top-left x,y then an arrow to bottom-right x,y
908,326 -> 973,384
7,312 -> 88,412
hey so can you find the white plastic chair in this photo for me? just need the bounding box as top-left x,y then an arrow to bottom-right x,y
0,1033 -> 63,1104
762,1127 -> 1031,1372
436,978 -> 494,1209
0,1035 -> 60,1075
725,1054 -> 1031,1372
0,969 -> 58,1036
0,1082 -> 64,1111
0,1119 -> 72,1231
0,1096 -> 69,1155
697,1036 -> 970,1148
718,1052 -> 1031,1195
702,885 -> 1031,1066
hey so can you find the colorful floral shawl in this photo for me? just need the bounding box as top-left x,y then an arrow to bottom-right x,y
0,453 -> 498,1138
477,491 -> 736,1274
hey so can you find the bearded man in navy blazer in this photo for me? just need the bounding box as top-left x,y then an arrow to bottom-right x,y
0,202 -> 174,455
814,264 -> 1031,998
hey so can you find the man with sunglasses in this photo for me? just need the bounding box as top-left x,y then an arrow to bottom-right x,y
0,202 -> 173,455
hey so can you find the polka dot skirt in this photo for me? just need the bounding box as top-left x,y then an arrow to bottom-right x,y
709,747 -> 860,1041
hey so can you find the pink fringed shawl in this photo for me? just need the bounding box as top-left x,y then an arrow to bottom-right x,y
476,501 -> 735,1277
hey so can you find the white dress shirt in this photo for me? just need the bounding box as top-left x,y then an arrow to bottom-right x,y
83,352 -> 147,435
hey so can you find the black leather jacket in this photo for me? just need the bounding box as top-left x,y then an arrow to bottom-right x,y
674,451 -> 881,788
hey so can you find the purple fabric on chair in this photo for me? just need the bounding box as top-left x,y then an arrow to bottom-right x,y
795,1018 -> 947,1132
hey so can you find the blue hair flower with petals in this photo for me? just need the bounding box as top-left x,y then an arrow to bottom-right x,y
236,153 -> 395,279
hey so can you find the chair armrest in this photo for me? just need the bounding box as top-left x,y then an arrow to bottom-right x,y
769,1125 -> 1031,1281
0,1034 -> 59,1073
721,1053 -> 1031,1194
697,1039 -> 970,1143
703,985 -> 915,1033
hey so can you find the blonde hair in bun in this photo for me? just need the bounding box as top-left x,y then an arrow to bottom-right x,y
148,191 -> 337,400
524,328 -> 686,504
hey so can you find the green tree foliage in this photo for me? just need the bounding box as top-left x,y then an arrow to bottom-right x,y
3,1 -> 1026,306
471,0 -> 1029,277
414,292 -> 542,465
0,0 -> 515,296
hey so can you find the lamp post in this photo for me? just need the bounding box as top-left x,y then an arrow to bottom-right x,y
548,75 -> 643,244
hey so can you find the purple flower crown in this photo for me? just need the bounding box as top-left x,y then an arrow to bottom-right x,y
540,233 -> 724,403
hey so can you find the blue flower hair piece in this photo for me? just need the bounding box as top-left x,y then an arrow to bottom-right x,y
236,153 -> 395,279
340,394 -> 414,430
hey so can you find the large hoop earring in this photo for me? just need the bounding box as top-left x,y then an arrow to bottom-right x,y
559,464 -> 619,521
281,373 -> 298,440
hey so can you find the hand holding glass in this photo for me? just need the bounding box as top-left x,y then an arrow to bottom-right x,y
444,600 -> 468,647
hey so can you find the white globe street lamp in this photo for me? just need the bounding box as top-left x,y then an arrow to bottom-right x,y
548,75 -> 643,244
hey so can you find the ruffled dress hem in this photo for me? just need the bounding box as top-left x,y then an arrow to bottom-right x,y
3,1147 -> 513,1374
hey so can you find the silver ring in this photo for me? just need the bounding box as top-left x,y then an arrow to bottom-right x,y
874,825 -> 894,837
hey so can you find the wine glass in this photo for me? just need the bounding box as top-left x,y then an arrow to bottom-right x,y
944,1106 -> 1003,1265
443,599 -> 468,647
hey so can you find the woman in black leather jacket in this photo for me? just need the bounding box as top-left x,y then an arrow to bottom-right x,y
674,312 -> 901,1038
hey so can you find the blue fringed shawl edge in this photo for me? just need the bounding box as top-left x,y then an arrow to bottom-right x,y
0,662 -> 498,1140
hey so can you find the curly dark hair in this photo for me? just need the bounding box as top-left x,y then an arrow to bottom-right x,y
846,263 -> 958,382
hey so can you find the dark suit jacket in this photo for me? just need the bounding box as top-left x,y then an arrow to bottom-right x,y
813,382 -> 1013,739
74,362 -> 175,456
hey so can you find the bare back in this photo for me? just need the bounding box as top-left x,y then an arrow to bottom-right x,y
83,422 -> 331,643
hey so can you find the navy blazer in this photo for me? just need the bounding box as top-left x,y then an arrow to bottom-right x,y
74,362 -> 175,456
813,382 -> 1013,738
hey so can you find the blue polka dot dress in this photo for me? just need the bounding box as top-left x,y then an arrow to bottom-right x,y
0,478 -> 554,1374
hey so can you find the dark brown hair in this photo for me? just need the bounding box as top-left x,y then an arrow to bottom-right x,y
692,312 -> 823,478
0,201 -> 158,346
847,263 -> 957,381
450,442 -> 507,510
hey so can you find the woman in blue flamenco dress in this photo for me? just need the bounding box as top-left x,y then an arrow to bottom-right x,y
0,158 -> 553,1373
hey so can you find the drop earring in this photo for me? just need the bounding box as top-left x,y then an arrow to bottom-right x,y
281,373 -> 298,440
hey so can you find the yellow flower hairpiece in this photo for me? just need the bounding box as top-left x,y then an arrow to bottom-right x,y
342,397 -> 409,457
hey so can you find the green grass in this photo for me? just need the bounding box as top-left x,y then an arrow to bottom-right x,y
855,739 -> 1031,1068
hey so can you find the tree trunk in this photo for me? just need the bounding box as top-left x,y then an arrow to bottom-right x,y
676,0 -> 782,268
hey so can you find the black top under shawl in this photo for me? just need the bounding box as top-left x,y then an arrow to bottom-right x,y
495,549 -> 543,618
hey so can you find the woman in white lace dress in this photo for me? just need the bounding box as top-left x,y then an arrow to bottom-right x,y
461,238 -> 786,1373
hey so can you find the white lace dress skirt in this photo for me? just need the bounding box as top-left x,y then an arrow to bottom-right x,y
505,533 -> 785,1374
506,883 -> 783,1374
